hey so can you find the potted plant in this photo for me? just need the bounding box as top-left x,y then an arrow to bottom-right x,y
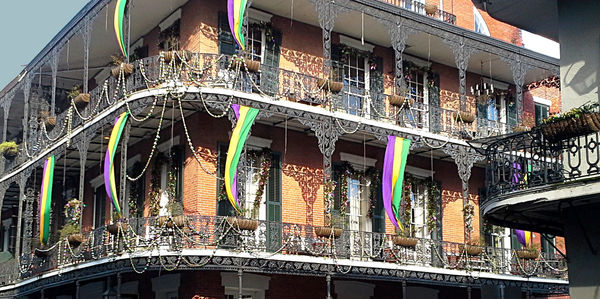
317,69 -> 344,94
161,48 -> 191,64
159,200 -> 187,228
67,85 -> 90,108
226,215 -> 260,231
425,4 -> 438,16
453,110 -> 475,124
459,237 -> 483,256
39,110 -> 56,129
107,211 -> 129,235
392,230 -> 418,247
516,243 -> 540,259
111,55 -> 134,78
0,141 -> 18,158
59,199 -> 85,247
230,55 -> 260,73
541,103 -> 600,142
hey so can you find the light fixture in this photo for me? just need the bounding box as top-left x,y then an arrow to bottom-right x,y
470,60 -> 494,105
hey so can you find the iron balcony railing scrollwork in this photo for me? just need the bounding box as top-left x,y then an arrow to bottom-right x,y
10,215 -> 567,286
484,126 -> 600,203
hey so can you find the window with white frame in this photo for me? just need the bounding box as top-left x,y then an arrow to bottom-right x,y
407,180 -> 429,238
403,68 -> 429,129
342,52 -> 368,116
534,96 -> 551,126
221,272 -> 270,299
246,25 -> 264,63
473,7 -> 490,36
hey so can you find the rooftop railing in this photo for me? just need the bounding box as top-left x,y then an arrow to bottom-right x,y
378,0 -> 457,24
11,215 -> 567,285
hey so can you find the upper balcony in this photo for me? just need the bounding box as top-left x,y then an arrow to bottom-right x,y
480,105 -> 600,234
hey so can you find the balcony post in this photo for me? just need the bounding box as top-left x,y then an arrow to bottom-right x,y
76,280 -> 80,299
1,90 -> 14,143
119,123 -> 130,216
402,280 -> 407,299
22,188 -> 36,256
467,286 -> 472,299
15,171 -> 30,259
22,74 -> 32,144
443,37 -> 476,111
298,118 -> 341,181
50,48 -> 59,117
388,18 -> 413,94
238,268 -> 243,299
442,145 -> 484,240
500,55 -> 529,125
76,133 -> 91,224
326,274 -> 332,299
311,0 -> 343,76
82,16 -> 91,94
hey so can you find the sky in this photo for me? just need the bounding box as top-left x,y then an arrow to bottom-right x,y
521,30 -> 560,59
0,0 -> 88,89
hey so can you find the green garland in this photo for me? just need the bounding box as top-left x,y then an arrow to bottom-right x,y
337,162 -> 379,218
323,179 -> 337,226
248,149 -> 272,218
401,174 -> 440,237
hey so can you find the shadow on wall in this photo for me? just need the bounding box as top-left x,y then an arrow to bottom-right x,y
562,59 -> 598,104
282,163 -> 323,225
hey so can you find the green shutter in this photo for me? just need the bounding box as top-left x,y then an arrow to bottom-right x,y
428,72 -> 441,133
218,12 -> 236,56
267,153 -> 282,222
217,143 -> 235,216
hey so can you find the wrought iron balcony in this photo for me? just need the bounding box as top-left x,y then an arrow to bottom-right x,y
10,215 -> 566,285
483,127 -> 600,205
378,0 -> 457,24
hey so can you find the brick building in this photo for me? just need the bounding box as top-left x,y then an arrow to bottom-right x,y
0,0 -> 566,298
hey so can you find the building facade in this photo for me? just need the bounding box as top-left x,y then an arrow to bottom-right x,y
0,0 -> 566,298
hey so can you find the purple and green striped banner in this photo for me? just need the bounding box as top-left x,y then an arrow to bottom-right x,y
104,111 -> 129,218
382,136 -> 411,230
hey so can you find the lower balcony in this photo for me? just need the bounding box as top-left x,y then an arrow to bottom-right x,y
12,215 -> 567,288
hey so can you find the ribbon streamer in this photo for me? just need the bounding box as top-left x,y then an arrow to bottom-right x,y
515,229 -> 532,247
225,104 -> 259,213
104,111 -> 130,218
228,0 -> 249,50
39,156 -> 55,246
382,136 -> 411,230
114,0 -> 128,58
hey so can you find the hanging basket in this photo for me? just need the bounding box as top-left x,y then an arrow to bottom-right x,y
459,244 -> 483,256
107,221 -> 129,235
226,217 -> 259,231
453,111 -> 475,124
34,247 -> 52,257
516,249 -> 539,259
2,147 -> 18,159
425,4 -> 438,15
314,226 -> 343,238
111,63 -> 134,78
43,116 -> 57,129
73,93 -> 90,108
158,215 -> 187,228
67,233 -> 84,247
512,125 -> 530,133
231,58 -> 261,73
317,78 -> 344,94
162,50 -> 190,64
392,236 -> 418,247
541,113 -> 600,142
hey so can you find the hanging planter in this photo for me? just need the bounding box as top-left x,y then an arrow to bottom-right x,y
459,244 -> 483,256
392,236 -> 418,247
512,125 -> 530,133
516,249 -> 539,259
73,93 -> 90,108
425,4 -> 438,15
314,226 -> 342,238
0,141 -> 18,159
226,217 -> 259,231
34,247 -> 52,257
453,111 -> 475,124
162,50 -> 191,64
39,111 -> 57,129
231,57 -> 261,73
540,105 -> 600,142
158,215 -> 187,229
317,78 -> 343,94
107,221 -> 129,235
67,233 -> 84,247
111,62 -> 134,78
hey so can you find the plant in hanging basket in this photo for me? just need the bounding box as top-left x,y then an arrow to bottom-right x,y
226,217 -> 259,231
392,230 -> 418,247
314,226 -> 343,238
111,55 -> 134,78
0,141 -> 18,158
453,111 -> 475,124
459,237 -> 482,256
39,110 -> 56,129
60,199 -> 85,247
67,85 -> 90,108
108,221 -> 129,235
516,244 -> 540,259
425,3 -> 438,15
159,201 -> 187,228
512,125 -> 531,133
541,103 -> 600,142
162,50 -> 190,64
317,78 -> 344,94
231,56 -> 261,73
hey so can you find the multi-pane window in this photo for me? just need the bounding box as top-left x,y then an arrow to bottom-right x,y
341,52 -> 368,115
535,103 -> 550,126
346,177 -> 369,231
404,70 -> 428,128
246,26 -> 263,63
244,152 -> 266,219
407,181 -> 429,238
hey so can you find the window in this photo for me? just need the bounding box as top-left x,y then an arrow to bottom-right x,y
335,49 -> 369,116
407,180 -> 429,238
473,7 -> 490,36
541,234 -> 555,254
93,186 -> 106,228
159,20 -> 180,51
535,103 -> 550,126
403,69 -> 429,129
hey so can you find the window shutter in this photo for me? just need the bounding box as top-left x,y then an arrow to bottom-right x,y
218,12 -> 236,56
369,56 -> 385,120
267,153 -> 282,222
217,143 -> 235,216
171,145 -> 185,202
371,171 -> 386,233
428,72 -> 442,133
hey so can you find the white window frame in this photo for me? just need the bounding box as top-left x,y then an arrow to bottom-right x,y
156,136 -> 180,217
340,153 -> 377,232
405,166 -> 434,239
473,7 -> 491,36
242,136 -> 273,221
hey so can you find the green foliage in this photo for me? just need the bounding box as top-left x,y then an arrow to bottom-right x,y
543,103 -> 598,125
0,141 -> 18,154
66,85 -> 81,99
58,223 -> 79,240
166,200 -> 183,216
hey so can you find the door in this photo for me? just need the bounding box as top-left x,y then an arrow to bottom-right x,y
266,153 -> 282,252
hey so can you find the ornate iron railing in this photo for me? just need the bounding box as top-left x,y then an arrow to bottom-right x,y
8,215 -> 566,286
379,0 -> 457,24
484,127 -> 600,202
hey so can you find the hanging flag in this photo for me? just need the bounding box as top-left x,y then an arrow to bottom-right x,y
515,229 -> 532,247
225,104 -> 259,213
104,111 -> 130,218
114,0 -> 128,58
228,0 -> 248,50
39,156 -> 55,246
382,136 -> 411,230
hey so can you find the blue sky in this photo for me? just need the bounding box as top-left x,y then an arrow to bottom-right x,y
0,1 -> 88,88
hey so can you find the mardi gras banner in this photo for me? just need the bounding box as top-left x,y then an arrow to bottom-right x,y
382,136 -> 411,230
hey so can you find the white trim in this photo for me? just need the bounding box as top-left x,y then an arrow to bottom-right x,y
340,152 -> 376,171
157,136 -> 181,152
406,165 -> 434,178
340,35 -> 375,52
248,8 -> 273,23
89,174 -> 104,189
159,9 -> 181,32
247,136 -> 272,149
473,6 -> 491,36
533,96 -> 552,107
403,54 -> 432,68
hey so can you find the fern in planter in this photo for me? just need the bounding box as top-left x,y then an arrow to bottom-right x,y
0,141 -> 18,157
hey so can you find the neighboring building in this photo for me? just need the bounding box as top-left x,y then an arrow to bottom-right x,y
474,1 -> 600,298
0,0 -> 565,298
